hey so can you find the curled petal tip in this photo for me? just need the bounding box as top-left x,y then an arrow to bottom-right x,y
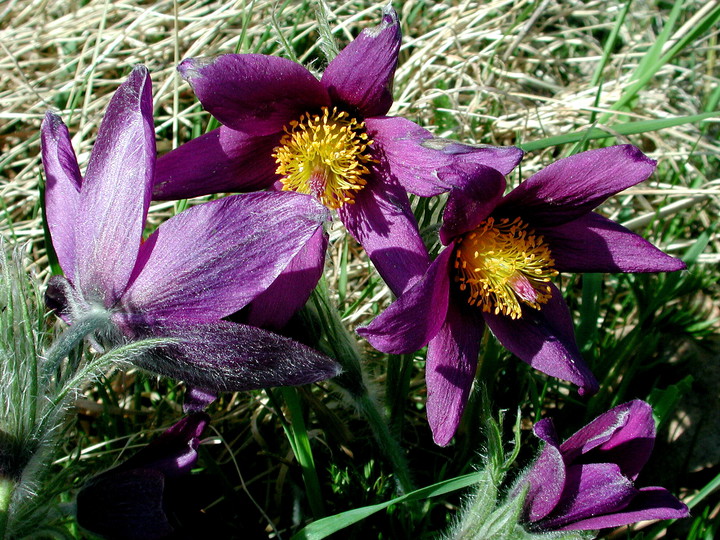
381,4 -> 399,27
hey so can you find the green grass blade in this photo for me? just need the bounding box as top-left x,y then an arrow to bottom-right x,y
519,111 -> 719,152
280,386 -> 326,519
291,472 -> 483,540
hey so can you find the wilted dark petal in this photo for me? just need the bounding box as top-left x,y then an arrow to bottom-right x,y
521,419 -> 567,522
483,284 -> 599,395
153,127 -> 279,200
44,274 -> 75,324
555,487 -> 689,531
358,246 -> 454,354
119,413 -> 209,478
74,66 -> 155,307
338,171 -> 429,296
439,164 -> 507,244
541,212 -> 686,273
243,227 -> 327,330
538,463 -> 637,531
499,145 -> 656,227
134,321 -> 341,391
321,5 -> 400,117
178,54 -> 330,136
40,111 -> 82,281
77,468 -> 173,540
120,192 -> 328,326
425,300 -> 483,446
561,400 -> 656,480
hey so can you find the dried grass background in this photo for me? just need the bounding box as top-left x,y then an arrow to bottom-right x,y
2,0 -> 718,264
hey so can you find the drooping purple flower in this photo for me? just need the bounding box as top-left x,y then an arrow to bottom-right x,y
517,400 -> 689,531
153,6 -> 523,298
359,146 -> 686,445
41,66 -> 340,392
76,413 -> 209,539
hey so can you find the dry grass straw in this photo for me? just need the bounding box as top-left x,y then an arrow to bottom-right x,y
1,0 -> 718,279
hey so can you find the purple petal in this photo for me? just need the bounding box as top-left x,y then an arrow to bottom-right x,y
556,487 -> 689,530
358,246 -> 454,354
41,111 -> 82,280
561,400 -> 656,480
120,192 -> 328,326
439,164 -> 507,244
321,5 -> 400,117
74,65 -> 155,306
433,140 -> 524,177
499,145 -> 656,226
367,116 -> 521,197
539,463 -> 637,530
364,116 -> 459,197
179,54 -> 329,136
154,127 -> 279,200
76,469 -> 173,539
134,321 -> 341,391
183,387 -> 217,412
338,170 -> 429,296
243,227 -> 328,330
483,284 -> 599,395
541,212 -> 686,273
119,413 -> 209,477
425,300 -> 484,446
521,420 -> 567,522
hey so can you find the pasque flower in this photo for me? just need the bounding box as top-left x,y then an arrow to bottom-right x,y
517,400 -> 689,531
359,146 -> 686,445
153,6 -> 522,297
41,66 -> 340,392
76,413 -> 209,539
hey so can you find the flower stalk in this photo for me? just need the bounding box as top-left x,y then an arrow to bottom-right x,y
306,277 -> 414,494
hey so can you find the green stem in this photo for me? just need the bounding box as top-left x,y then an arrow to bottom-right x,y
0,476 -> 15,540
41,309 -> 109,384
308,279 -> 414,494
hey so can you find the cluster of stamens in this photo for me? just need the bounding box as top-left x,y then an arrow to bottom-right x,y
454,216 -> 558,319
273,106 -> 375,209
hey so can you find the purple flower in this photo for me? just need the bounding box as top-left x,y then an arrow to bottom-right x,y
359,146 -> 686,445
152,6 -> 523,297
518,400 -> 689,531
76,413 -> 209,539
41,66 -> 340,392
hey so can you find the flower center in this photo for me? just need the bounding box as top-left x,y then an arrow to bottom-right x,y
273,106 -> 375,209
454,217 -> 558,319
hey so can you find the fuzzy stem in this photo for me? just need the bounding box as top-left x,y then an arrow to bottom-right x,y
309,279 -> 414,494
41,309 -> 110,384
0,476 -> 15,540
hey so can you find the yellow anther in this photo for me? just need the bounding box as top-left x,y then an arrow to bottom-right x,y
454,217 -> 558,319
273,106 -> 376,209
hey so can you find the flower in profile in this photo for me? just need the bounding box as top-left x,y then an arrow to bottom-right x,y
517,400 -> 689,531
152,6 -> 523,297
359,146 -> 686,445
76,413 -> 209,539
41,66 -> 340,392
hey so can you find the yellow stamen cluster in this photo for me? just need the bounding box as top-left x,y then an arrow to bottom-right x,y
454,216 -> 558,319
273,106 -> 375,209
